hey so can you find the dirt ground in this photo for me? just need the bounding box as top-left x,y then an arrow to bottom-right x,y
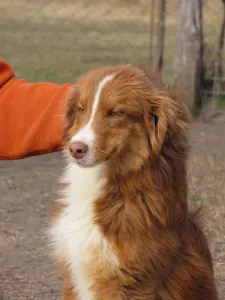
0,115 -> 225,300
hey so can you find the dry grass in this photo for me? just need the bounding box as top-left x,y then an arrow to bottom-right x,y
0,0 -> 223,84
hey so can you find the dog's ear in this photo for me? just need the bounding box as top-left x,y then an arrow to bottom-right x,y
144,103 -> 167,156
62,85 -> 79,144
144,91 -> 190,156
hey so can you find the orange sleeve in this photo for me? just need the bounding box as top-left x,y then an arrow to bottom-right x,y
0,60 -> 71,160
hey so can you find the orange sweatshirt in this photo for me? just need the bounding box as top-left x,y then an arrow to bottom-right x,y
0,60 -> 71,160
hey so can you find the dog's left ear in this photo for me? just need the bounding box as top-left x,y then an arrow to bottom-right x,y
144,91 -> 190,156
144,104 -> 167,156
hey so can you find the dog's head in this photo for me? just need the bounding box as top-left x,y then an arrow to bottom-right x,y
63,65 -> 189,171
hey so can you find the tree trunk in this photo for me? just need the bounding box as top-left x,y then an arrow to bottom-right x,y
153,0 -> 166,72
175,0 -> 204,114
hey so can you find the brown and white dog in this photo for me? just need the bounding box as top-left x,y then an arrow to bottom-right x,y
50,65 -> 218,300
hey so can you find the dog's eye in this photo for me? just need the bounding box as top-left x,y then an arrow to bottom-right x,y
78,104 -> 84,112
107,110 -> 124,117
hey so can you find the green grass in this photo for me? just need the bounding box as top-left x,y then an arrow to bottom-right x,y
1,20 -> 152,84
189,195 -> 203,202
0,1 -> 152,84
0,0 -> 223,85
189,195 -> 213,202
218,95 -> 225,108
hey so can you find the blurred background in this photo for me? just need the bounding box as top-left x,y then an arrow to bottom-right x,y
0,1 -> 225,299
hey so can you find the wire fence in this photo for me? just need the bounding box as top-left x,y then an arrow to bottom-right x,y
149,0 -> 225,114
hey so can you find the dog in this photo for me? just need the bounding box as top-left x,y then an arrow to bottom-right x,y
49,65 -> 218,300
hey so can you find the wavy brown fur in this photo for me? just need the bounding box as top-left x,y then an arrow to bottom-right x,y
53,64 -> 218,300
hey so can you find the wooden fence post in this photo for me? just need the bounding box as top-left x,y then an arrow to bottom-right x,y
175,0 -> 204,113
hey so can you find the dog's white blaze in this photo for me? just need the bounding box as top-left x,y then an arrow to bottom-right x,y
50,161 -> 119,300
50,74 -> 117,299
71,74 -> 114,148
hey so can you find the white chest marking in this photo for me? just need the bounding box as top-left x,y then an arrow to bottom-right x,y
50,162 -> 119,300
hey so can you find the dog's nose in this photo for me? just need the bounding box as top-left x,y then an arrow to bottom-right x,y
69,141 -> 88,159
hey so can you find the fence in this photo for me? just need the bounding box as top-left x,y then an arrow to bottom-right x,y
204,47 -> 225,105
149,0 -> 225,114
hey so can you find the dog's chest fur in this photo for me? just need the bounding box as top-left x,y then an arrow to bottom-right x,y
50,162 -> 118,300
